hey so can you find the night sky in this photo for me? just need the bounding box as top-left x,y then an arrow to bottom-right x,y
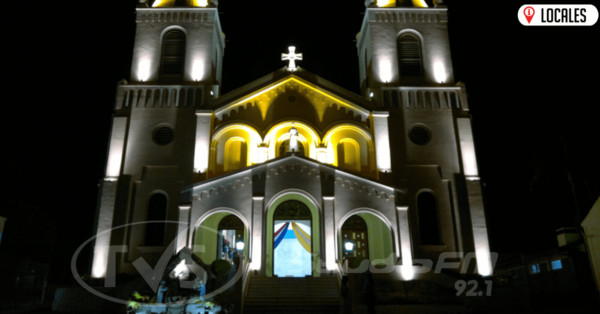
2,0 -> 598,281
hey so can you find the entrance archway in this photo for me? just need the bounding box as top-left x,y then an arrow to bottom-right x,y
339,212 -> 395,268
217,215 -> 244,265
341,215 -> 369,266
266,192 -> 321,277
193,211 -> 248,265
272,201 -> 313,277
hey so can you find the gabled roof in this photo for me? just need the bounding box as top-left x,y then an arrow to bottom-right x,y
212,67 -> 373,121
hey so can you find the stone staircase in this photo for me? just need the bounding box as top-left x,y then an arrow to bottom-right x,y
243,275 -> 341,313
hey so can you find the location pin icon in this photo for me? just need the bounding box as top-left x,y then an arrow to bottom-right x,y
524,6 -> 535,24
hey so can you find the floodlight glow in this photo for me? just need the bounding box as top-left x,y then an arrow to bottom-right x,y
138,59 -> 151,82
372,112 -> 392,172
434,61 -> 447,84
377,0 -> 395,7
236,241 -> 245,251
412,0 -> 429,8
457,119 -> 479,176
257,145 -> 269,163
194,0 -> 209,6
316,148 -> 327,163
476,250 -> 492,276
106,118 -> 127,177
378,59 -> 393,83
369,92 -> 374,98
400,265 -> 414,280
91,249 -> 107,278
191,60 -> 204,82
344,241 -> 354,252
152,0 -> 167,7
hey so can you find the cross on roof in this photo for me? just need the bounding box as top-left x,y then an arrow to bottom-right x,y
282,46 -> 303,71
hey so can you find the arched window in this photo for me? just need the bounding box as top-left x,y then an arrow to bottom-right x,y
397,33 -> 423,77
224,138 -> 247,172
160,30 -> 186,78
145,193 -> 168,246
337,139 -> 361,172
417,191 -> 441,245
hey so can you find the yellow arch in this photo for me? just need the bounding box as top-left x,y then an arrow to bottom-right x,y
338,138 -> 361,172
210,124 -> 262,176
224,137 -> 246,172
264,121 -> 321,160
323,124 -> 375,173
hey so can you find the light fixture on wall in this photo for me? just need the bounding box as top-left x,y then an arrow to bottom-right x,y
236,240 -> 245,251
344,240 -> 354,252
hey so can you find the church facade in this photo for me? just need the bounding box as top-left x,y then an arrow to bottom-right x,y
91,0 -> 493,283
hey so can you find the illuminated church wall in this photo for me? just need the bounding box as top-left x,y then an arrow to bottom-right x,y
92,0 -> 493,279
358,5 -> 454,89
130,4 -> 224,87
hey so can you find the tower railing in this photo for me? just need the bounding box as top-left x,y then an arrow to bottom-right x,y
115,85 -> 205,109
380,86 -> 465,110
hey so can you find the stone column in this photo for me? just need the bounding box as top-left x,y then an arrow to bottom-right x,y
251,196 -> 264,273
396,206 -> 414,280
372,111 -> 392,173
194,110 -> 213,174
457,117 -> 492,276
177,205 -> 191,253
91,179 -> 118,278
323,196 -> 336,270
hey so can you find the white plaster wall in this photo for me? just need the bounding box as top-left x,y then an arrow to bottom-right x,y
405,165 -> 458,258
263,159 -> 324,212
130,8 -> 224,85
361,8 -> 454,87
190,170 -> 254,233
401,109 -> 461,179
123,107 -> 196,182
333,171 -> 399,261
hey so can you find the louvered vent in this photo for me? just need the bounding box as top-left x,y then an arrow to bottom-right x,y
409,126 -> 430,145
397,34 -> 423,77
154,126 -> 175,145
160,30 -> 186,77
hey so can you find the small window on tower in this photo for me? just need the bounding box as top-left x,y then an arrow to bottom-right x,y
397,33 -> 423,78
153,126 -> 175,145
409,125 -> 431,145
160,30 -> 186,78
530,264 -> 540,274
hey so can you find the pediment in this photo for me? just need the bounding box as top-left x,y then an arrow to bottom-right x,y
183,155 -> 395,202
212,68 -> 373,134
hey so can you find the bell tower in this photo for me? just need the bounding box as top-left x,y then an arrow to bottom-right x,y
358,0 -> 493,276
358,0 -> 452,96
131,0 -> 224,97
91,0 -> 224,278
